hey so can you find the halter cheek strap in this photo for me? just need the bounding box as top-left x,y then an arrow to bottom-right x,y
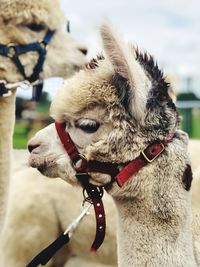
55,121 -> 106,252
0,29 -> 54,100
55,121 -> 174,187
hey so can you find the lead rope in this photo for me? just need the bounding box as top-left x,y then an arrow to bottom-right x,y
0,79 -> 40,97
26,201 -> 92,267
76,174 -> 106,252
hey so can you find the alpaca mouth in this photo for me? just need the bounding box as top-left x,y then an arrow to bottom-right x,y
28,154 -> 56,174
28,154 -> 44,169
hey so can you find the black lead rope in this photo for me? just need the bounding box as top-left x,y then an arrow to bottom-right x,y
26,179 -> 104,267
26,201 -> 92,267
0,82 -> 8,96
26,234 -> 70,267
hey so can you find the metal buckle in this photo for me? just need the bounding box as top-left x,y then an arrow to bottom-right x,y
39,40 -> 47,50
64,202 -> 92,237
141,143 -> 165,163
7,43 -> 16,58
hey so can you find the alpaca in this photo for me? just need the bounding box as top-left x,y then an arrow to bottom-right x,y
6,125 -> 199,267
0,0 -> 87,265
3,4 -> 200,264
28,22 -> 199,266
0,0 -> 118,266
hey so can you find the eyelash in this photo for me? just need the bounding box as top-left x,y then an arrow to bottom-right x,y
75,120 -> 100,134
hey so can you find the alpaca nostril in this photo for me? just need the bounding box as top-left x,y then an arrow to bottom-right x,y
28,144 -> 40,153
79,48 -> 87,55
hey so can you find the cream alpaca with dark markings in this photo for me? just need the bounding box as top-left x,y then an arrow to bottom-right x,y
28,23 -> 199,266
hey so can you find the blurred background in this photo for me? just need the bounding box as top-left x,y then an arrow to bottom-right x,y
14,0 -> 200,148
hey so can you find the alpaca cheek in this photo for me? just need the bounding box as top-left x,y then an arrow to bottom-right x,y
182,164 -> 193,191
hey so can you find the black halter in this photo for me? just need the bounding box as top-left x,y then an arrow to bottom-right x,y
0,29 -> 54,100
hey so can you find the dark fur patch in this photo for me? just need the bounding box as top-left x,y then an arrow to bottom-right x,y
182,164 -> 193,191
135,49 -> 176,110
134,49 -> 179,137
135,49 -> 165,85
85,54 -> 105,70
112,73 -> 132,115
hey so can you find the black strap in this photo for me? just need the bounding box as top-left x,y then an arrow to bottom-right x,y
0,30 -> 54,99
26,233 -> 70,267
0,82 -> 8,96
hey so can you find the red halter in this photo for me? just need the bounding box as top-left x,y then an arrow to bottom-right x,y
55,121 -> 174,186
55,121 -> 174,250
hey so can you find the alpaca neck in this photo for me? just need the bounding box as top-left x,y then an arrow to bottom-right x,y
0,91 -> 16,229
115,198 -> 196,267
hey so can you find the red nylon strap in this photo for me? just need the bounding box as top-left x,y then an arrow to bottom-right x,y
115,141 -> 171,187
90,199 -> 106,252
115,155 -> 146,187
55,122 -> 79,163
55,121 -> 106,251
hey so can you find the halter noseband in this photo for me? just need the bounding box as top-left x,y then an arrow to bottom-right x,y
0,29 -> 54,100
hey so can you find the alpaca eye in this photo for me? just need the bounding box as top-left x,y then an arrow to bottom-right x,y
26,23 -> 45,32
75,119 -> 100,134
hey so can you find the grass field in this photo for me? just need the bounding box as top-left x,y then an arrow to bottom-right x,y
13,122 -> 29,149
179,109 -> 200,139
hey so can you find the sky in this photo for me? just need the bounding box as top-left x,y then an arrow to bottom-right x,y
17,0 -> 200,98
60,0 -> 200,95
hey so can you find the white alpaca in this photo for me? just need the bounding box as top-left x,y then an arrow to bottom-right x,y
28,23 -> 200,266
0,0 -> 88,265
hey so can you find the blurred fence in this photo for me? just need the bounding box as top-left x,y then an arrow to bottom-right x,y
177,101 -> 200,139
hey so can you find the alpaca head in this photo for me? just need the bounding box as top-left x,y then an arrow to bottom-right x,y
29,22 -> 181,197
0,0 -> 87,83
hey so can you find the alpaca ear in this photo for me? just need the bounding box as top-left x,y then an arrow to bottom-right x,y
99,22 -> 150,121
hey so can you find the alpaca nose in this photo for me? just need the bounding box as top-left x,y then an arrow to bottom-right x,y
28,143 -> 40,153
79,48 -> 87,55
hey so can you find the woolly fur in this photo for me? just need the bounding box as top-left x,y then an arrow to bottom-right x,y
29,22 -> 200,266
